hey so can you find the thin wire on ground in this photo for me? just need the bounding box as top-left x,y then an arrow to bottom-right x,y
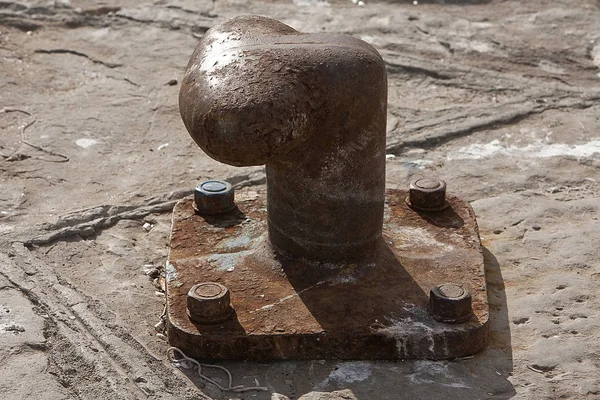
167,347 -> 269,393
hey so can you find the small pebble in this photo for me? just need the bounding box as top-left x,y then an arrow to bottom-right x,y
154,320 -> 165,332
143,265 -> 160,279
143,222 -> 153,231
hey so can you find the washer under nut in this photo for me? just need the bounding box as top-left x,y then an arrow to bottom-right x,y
193,180 -> 236,215
407,178 -> 448,212
187,282 -> 234,324
429,283 -> 473,324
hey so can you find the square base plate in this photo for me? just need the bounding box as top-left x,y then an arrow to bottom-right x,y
166,189 -> 488,360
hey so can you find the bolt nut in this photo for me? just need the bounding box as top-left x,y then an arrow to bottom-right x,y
187,282 -> 234,324
193,180 -> 236,215
406,178 -> 448,212
429,283 -> 472,324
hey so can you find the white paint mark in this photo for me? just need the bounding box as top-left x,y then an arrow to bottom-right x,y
406,360 -> 472,389
76,138 -> 98,148
218,235 -> 252,252
468,41 -> 493,53
207,253 -> 238,271
157,143 -> 169,151
448,139 -> 600,160
294,0 -> 330,6
251,281 -> 325,313
472,22 -> 494,29
393,226 -> 455,252
165,263 -> 177,282
90,27 -> 110,40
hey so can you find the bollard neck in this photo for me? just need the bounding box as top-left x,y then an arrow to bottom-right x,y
266,72 -> 387,262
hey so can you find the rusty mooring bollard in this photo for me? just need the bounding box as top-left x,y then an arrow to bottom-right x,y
167,15 -> 488,360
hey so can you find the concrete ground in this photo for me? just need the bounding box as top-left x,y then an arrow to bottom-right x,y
1,0 -> 599,399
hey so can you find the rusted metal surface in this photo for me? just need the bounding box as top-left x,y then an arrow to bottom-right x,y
166,188 -> 488,360
179,15 -> 387,262
172,15 -> 488,360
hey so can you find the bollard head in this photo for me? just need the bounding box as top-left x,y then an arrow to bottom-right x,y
186,282 -> 233,324
179,15 -> 386,167
193,180 -> 235,215
429,283 -> 473,324
407,178 -> 448,212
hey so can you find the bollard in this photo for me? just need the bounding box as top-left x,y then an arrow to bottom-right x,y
167,15 -> 489,360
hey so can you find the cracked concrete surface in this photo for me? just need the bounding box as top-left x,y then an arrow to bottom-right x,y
1,0 -> 599,399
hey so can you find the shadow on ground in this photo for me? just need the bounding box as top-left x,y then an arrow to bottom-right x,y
177,246 -> 515,400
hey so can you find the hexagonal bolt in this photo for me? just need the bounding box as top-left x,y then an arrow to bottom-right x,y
406,178 -> 448,212
193,180 -> 236,215
429,283 -> 472,324
187,282 -> 234,324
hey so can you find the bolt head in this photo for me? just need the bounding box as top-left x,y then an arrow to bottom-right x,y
186,282 -> 233,324
193,180 -> 236,215
429,283 -> 472,324
407,178 -> 448,212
